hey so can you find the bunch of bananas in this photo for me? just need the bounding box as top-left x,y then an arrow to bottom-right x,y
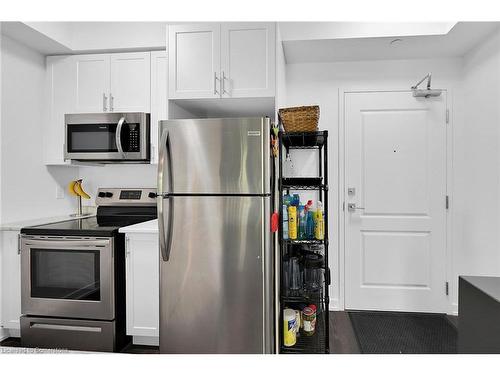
68,179 -> 91,199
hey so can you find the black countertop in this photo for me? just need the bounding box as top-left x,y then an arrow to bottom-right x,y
21,216 -> 153,237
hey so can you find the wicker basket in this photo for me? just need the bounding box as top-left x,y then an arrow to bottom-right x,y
279,106 -> 320,133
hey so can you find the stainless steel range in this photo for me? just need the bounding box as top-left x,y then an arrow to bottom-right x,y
19,188 -> 157,352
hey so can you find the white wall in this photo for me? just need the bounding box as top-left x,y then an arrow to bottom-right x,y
69,22 -> 166,52
78,165 -> 157,207
451,28 -> 500,311
0,35 -> 78,223
285,57 -> 462,311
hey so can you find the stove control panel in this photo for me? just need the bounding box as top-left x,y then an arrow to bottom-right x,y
96,188 -> 157,206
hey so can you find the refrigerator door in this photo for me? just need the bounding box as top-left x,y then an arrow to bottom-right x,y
159,195 -> 273,353
158,117 -> 270,195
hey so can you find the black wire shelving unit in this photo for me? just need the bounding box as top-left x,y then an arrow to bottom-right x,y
278,130 -> 330,354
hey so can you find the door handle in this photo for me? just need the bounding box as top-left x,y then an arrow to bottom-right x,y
348,203 -> 365,212
214,72 -> 220,96
116,116 -> 126,157
158,129 -> 174,261
221,71 -> 227,95
30,323 -> 102,333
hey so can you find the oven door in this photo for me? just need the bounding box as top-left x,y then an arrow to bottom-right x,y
21,236 -> 115,320
64,112 -> 150,162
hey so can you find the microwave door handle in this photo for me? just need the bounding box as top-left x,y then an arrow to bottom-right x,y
116,116 -> 126,157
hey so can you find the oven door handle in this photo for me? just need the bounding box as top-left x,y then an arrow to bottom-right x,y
22,238 -> 110,248
115,116 -> 126,157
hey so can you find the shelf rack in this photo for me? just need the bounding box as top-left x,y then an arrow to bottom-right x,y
278,130 -> 330,354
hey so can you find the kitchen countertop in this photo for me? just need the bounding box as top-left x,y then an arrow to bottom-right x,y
119,219 -> 158,234
0,214 -> 95,231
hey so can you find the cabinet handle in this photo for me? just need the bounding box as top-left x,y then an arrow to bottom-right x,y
222,71 -> 227,95
103,93 -> 108,112
214,72 -> 219,96
109,94 -> 114,112
125,237 -> 130,258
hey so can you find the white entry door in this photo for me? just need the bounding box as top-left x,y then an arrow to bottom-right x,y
344,91 -> 448,313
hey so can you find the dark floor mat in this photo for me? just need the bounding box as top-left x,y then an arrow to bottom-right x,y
349,311 -> 457,354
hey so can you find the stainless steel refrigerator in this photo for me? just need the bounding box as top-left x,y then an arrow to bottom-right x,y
157,117 -> 275,354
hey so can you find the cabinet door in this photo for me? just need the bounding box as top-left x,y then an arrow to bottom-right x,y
45,56 -> 76,165
150,51 -> 168,164
1,231 -> 21,330
220,23 -> 276,98
125,234 -> 159,337
168,23 -> 221,99
110,52 -> 151,112
74,54 -> 110,113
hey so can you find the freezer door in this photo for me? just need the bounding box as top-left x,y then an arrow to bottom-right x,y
158,117 -> 270,194
159,196 -> 273,353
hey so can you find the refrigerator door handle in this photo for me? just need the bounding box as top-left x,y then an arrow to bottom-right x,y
158,195 -> 173,261
158,129 -> 171,195
158,128 -> 173,261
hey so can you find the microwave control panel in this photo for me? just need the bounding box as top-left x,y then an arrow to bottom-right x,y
127,124 -> 140,152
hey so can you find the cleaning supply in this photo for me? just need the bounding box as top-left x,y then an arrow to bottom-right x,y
298,205 -> 307,239
288,206 -> 297,240
283,309 -> 297,347
283,194 -> 293,206
305,200 -> 313,212
291,194 -> 300,207
314,201 -> 324,240
282,205 -> 289,240
306,210 -> 315,239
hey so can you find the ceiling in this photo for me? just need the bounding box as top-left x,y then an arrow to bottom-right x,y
282,22 -> 500,63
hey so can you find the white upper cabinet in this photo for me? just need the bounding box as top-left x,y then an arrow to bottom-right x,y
44,51 -> 153,165
110,52 -> 151,112
150,51 -> 168,164
74,52 -> 151,113
45,56 -> 76,165
75,54 -> 110,113
168,23 -> 221,99
168,23 -> 275,100
220,23 -> 276,98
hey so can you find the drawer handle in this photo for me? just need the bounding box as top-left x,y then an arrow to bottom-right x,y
31,323 -> 102,333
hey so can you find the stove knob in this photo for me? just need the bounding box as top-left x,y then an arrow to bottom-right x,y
105,192 -> 113,198
148,192 -> 157,199
98,192 -> 106,198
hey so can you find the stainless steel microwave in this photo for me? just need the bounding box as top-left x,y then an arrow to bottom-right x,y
64,112 -> 150,163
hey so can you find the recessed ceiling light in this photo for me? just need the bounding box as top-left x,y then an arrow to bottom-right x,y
390,38 -> 403,46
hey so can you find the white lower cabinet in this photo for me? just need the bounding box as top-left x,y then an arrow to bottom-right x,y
125,233 -> 159,345
0,230 -> 21,334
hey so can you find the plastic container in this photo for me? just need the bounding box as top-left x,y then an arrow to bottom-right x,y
288,206 -> 297,239
283,309 -> 297,347
314,201 -> 324,240
303,253 -> 324,291
288,257 -> 301,294
298,205 -> 307,239
282,205 -> 289,240
306,210 -> 315,239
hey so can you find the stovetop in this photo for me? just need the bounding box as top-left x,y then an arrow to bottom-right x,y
21,188 -> 157,237
20,215 -> 154,237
